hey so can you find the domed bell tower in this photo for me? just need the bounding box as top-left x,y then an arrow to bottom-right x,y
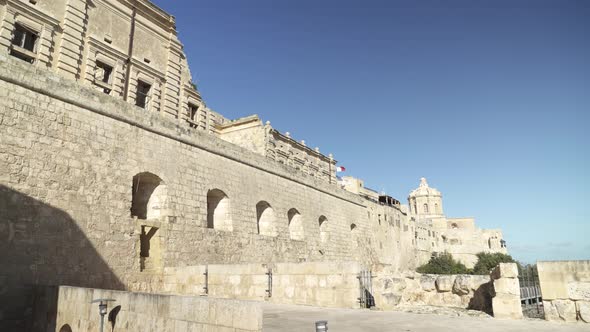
408,177 -> 444,218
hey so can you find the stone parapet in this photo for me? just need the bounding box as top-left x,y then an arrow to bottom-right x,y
538,260 -> 590,323
52,285 -> 263,332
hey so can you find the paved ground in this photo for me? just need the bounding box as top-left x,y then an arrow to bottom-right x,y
262,303 -> 590,332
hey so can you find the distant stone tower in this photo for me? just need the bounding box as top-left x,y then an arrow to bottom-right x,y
408,177 -> 444,217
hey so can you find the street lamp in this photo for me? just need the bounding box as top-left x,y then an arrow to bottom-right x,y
91,298 -> 116,332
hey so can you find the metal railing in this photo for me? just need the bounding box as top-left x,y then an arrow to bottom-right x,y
358,270 -> 375,308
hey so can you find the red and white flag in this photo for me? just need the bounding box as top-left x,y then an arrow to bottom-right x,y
336,166 -> 346,172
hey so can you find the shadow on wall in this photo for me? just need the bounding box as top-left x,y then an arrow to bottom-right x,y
468,281 -> 494,315
0,185 -> 124,332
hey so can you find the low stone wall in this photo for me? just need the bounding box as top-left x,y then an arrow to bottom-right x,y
160,261 -> 360,308
373,270 -> 493,313
538,260 -> 590,323
270,262 -> 361,308
54,286 -> 262,332
163,265 -> 208,296
209,264 -> 269,300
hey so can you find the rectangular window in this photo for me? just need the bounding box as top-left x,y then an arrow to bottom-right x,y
136,81 -> 151,109
188,103 -> 199,128
94,61 -> 113,94
10,24 -> 38,63
96,61 -> 113,84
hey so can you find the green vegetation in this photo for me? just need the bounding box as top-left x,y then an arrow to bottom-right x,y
416,252 -> 470,275
417,252 -> 517,275
471,252 -> 516,275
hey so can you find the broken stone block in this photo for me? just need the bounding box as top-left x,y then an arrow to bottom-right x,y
435,275 -> 454,292
545,299 -> 578,322
452,275 -> 472,295
420,275 -> 436,292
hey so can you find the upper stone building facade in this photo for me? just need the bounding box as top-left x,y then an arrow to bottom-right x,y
0,0 -> 508,329
0,0 -> 225,131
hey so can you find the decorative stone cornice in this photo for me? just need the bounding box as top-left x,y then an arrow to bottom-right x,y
6,0 -> 60,28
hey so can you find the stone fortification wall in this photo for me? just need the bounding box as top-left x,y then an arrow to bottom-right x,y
366,200 -> 416,271
217,116 -> 337,184
0,55 -> 398,326
160,262 -> 360,309
538,260 -> 590,323
53,286 -> 262,332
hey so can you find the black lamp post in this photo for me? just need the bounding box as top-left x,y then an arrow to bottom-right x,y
91,298 -> 116,332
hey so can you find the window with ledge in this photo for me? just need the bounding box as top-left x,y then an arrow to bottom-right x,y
10,23 -> 38,63
188,103 -> 199,128
136,81 -> 151,109
94,61 -> 113,94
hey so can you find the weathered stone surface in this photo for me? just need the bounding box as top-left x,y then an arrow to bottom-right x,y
436,276 -> 455,292
568,282 -> 590,301
420,275 -> 437,292
491,263 -> 519,280
453,275 -> 474,295
493,278 -> 520,297
544,300 -> 577,322
578,301 -> 590,323
55,285 -> 263,331
492,293 -> 522,320
538,261 -> 590,301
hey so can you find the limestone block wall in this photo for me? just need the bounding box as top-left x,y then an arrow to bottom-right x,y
0,55 -> 384,327
538,260 -> 590,323
208,264 -> 270,301
270,261 -> 361,308
373,269 -> 493,313
54,286 -> 262,332
163,265 -> 207,296
490,263 -> 522,319
367,201 -> 416,270
159,262 -> 360,309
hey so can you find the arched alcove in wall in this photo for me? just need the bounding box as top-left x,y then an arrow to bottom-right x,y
207,189 -> 232,231
59,324 -> 72,332
318,215 -> 328,243
131,172 -> 167,219
288,208 -> 304,240
256,201 -> 277,236
350,223 -> 359,246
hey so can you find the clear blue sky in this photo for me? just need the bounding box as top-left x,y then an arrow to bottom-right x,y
152,0 -> 589,264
